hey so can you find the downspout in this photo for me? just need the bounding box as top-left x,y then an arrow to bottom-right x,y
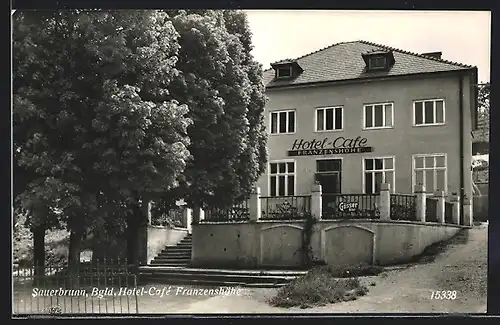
459,74 -> 464,224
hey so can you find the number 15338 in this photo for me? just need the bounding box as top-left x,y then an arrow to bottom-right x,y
430,290 -> 457,300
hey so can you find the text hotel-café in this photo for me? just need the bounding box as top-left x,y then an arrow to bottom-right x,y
255,40 -> 478,218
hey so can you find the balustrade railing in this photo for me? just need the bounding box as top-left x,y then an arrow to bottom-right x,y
260,196 -> 311,220
445,201 -> 454,224
390,194 -> 417,221
425,197 -> 439,222
202,200 -> 250,222
321,194 -> 380,219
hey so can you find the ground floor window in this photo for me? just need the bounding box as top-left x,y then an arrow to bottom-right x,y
363,157 -> 395,194
269,161 -> 295,196
413,154 -> 447,193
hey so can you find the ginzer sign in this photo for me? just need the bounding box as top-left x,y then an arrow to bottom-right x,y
287,136 -> 372,156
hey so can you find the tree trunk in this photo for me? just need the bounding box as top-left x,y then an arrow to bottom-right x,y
32,224 -> 46,286
68,229 -> 83,289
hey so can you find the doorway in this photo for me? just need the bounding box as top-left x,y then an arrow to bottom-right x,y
315,159 -> 342,216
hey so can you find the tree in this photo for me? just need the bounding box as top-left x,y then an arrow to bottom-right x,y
13,10 -> 192,274
167,10 -> 267,212
222,10 -> 268,192
476,82 -> 490,142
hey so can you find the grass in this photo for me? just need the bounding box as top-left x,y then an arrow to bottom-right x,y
269,264 -> 381,309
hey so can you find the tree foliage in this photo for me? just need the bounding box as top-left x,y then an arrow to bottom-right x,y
167,10 -> 267,209
13,10 -> 192,239
13,9 -> 268,263
475,82 -> 490,142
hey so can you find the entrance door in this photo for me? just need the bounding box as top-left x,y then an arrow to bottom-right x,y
316,173 -> 341,194
315,159 -> 342,216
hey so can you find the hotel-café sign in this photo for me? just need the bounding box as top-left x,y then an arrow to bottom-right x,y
287,136 -> 373,156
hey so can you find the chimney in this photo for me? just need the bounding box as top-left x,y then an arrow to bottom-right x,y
422,51 -> 442,59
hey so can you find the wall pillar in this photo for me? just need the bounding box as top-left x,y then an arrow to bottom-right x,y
192,206 -> 201,224
450,194 -> 460,225
434,190 -> 445,224
379,183 -> 391,220
414,184 -> 426,222
463,196 -> 472,226
311,183 -> 322,220
249,186 -> 261,222
182,208 -> 192,233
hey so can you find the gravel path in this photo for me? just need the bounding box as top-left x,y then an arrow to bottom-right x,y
166,223 -> 487,314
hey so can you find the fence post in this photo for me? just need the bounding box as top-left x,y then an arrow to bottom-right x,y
249,186 -> 261,222
379,183 -> 391,220
311,182 -> 322,220
463,195 -> 472,226
434,190 -> 445,224
450,194 -> 460,225
414,184 -> 426,222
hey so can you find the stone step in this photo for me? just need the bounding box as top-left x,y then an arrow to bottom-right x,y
139,266 -> 307,277
139,275 -> 288,288
140,270 -> 297,284
162,245 -> 192,252
150,259 -> 191,265
159,251 -> 191,257
153,255 -> 190,260
146,263 -> 190,268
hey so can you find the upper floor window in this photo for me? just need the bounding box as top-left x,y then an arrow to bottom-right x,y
368,56 -> 387,70
276,66 -> 292,78
364,103 -> 394,129
316,106 -> 343,131
270,110 -> 295,134
413,99 -> 445,126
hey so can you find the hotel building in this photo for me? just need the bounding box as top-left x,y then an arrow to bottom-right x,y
255,40 -> 478,219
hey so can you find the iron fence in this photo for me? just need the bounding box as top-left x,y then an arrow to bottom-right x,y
202,200 -> 250,222
260,196 -> 311,220
13,258 -> 139,315
151,206 -> 185,227
425,197 -> 439,222
445,201 -> 454,224
390,194 -> 417,221
321,194 -> 380,220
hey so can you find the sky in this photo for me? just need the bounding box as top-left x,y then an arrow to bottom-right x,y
245,10 -> 491,83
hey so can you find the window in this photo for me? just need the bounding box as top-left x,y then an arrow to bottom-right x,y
413,154 -> 447,194
269,161 -> 295,196
276,66 -> 292,78
413,99 -> 445,126
270,110 -> 295,134
364,157 -> 395,194
316,107 -> 343,131
368,56 -> 387,69
316,159 -> 342,173
364,103 -> 393,129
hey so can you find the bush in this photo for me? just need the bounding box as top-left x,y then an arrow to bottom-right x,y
315,263 -> 384,278
269,266 -> 371,308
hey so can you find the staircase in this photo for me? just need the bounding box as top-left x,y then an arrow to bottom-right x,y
140,233 -> 306,287
149,233 -> 192,267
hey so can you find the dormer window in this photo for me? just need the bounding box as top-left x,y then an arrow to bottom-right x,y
368,56 -> 387,70
271,60 -> 303,80
277,66 -> 292,78
362,50 -> 395,72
